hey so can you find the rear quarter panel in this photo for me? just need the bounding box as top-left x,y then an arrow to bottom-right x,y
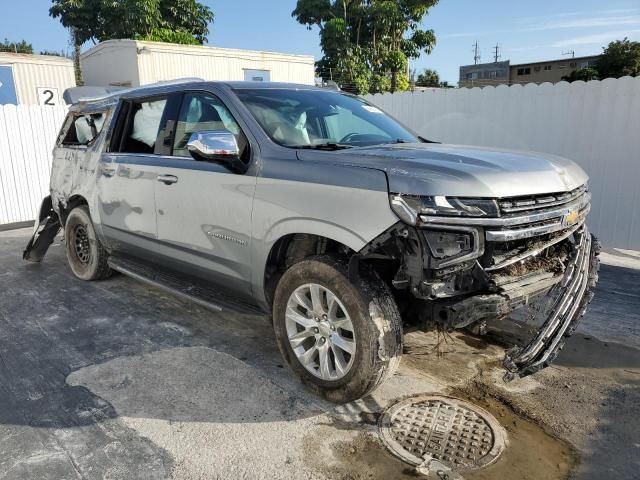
50,108 -> 114,241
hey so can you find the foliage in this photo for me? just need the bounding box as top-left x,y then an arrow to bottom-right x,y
49,0 -> 215,46
50,0 -> 214,85
293,0 -> 438,94
0,38 -> 34,54
596,38 -> 640,78
415,68 -> 439,87
39,49 -> 72,58
562,67 -> 600,83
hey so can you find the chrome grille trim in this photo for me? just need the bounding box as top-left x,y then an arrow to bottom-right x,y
484,221 -> 583,271
498,184 -> 588,214
419,191 -> 591,228
485,204 -> 590,242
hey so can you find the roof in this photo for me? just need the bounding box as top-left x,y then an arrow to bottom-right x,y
80,39 -> 314,64
0,52 -> 73,66
223,81 -> 322,90
510,55 -> 601,68
66,79 -> 327,110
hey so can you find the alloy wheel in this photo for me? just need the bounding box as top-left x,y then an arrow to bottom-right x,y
285,283 -> 356,381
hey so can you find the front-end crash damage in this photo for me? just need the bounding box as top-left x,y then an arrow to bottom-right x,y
356,184 -> 600,381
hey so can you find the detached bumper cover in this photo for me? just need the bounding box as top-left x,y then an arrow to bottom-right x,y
502,227 -> 600,380
23,196 -> 61,263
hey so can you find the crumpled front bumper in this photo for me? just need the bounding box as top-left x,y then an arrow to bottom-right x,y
502,226 -> 600,381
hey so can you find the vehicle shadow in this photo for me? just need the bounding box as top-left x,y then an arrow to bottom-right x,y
1,232 -> 392,429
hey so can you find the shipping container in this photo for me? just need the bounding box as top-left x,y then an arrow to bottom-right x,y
0,53 -> 75,106
81,40 -> 315,87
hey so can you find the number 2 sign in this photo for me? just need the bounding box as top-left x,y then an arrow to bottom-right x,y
37,87 -> 61,106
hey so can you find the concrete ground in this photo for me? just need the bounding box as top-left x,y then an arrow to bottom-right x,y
0,228 -> 638,480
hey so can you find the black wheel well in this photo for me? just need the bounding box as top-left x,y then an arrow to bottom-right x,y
58,195 -> 89,225
263,234 -> 354,308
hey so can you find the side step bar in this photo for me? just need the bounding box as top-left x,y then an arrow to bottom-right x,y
107,256 -> 263,315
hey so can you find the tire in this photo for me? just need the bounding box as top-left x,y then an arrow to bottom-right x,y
273,255 -> 402,403
64,205 -> 112,281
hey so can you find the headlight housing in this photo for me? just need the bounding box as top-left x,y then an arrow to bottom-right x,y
390,194 -> 499,225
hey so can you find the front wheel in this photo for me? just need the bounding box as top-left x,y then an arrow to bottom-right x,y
272,256 -> 402,403
64,205 -> 112,281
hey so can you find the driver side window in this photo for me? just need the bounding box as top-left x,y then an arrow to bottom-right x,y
324,105 -> 387,142
173,93 -> 245,158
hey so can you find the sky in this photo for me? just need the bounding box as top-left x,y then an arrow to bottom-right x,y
1,0 -> 639,84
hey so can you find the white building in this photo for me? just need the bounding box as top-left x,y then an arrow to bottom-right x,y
0,53 -> 75,106
81,40 -> 315,87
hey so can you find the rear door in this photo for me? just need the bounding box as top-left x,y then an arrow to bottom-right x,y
97,94 -> 179,259
153,90 -> 258,297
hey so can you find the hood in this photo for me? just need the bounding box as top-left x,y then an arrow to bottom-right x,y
298,143 -> 588,198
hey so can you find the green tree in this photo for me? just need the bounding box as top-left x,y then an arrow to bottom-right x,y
39,49 -> 72,58
293,0 -> 438,95
562,67 -> 600,82
596,38 -> 640,78
415,68 -> 440,87
50,0 -> 215,84
0,39 -> 34,54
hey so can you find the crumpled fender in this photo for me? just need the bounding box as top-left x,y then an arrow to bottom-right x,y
23,196 -> 61,263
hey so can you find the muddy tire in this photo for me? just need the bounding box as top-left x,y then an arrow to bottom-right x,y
273,255 -> 402,403
64,206 -> 112,281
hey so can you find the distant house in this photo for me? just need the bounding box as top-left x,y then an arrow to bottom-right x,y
80,40 -> 315,88
459,55 -> 601,88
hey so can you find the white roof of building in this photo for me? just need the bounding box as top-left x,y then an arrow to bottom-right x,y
0,52 -> 73,67
80,39 -> 314,64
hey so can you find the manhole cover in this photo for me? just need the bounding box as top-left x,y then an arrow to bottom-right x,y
379,395 -> 507,471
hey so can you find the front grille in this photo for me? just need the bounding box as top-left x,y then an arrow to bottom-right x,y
498,184 -> 588,215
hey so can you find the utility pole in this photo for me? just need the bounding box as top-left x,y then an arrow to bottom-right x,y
492,43 -> 501,63
473,41 -> 481,65
562,50 -> 575,59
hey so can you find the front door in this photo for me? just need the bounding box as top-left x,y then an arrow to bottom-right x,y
153,91 -> 258,297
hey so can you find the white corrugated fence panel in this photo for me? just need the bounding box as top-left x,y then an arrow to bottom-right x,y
0,105 -> 67,225
365,77 -> 640,250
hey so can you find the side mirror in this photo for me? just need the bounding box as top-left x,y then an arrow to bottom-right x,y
186,130 -> 247,173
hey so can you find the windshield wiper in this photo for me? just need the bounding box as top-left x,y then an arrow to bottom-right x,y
290,143 -> 353,151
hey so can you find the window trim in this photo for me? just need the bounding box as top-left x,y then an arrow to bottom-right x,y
169,90 -> 251,164
108,94 -> 171,155
57,111 -> 107,148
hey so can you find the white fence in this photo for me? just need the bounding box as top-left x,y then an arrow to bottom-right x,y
0,105 -> 67,227
366,76 -> 640,250
1,78 -> 639,249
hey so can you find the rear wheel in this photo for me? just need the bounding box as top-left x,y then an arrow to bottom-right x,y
64,206 -> 112,281
273,256 -> 402,403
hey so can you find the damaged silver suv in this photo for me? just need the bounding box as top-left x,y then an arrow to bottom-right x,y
25,80 -> 599,403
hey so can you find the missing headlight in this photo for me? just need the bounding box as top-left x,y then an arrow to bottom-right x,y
421,227 -> 484,268
424,230 -> 472,259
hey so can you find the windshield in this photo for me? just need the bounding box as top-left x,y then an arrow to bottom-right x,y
234,88 -> 419,148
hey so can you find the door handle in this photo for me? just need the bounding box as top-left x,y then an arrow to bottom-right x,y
157,174 -> 178,185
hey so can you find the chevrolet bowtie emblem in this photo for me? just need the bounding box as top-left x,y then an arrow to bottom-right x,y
563,209 -> 579,226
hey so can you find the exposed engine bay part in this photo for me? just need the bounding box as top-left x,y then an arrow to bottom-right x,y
23,196 -> 61,263
356,211 -> 599,380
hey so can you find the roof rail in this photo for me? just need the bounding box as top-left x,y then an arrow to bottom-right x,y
63,78 -> 206,105
63,86 -> 126,105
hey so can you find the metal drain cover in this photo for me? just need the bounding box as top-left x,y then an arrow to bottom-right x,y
379,395 -> 507,472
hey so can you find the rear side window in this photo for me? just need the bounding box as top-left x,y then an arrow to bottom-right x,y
111,97 -> 168,154
58,113 -> 106,147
